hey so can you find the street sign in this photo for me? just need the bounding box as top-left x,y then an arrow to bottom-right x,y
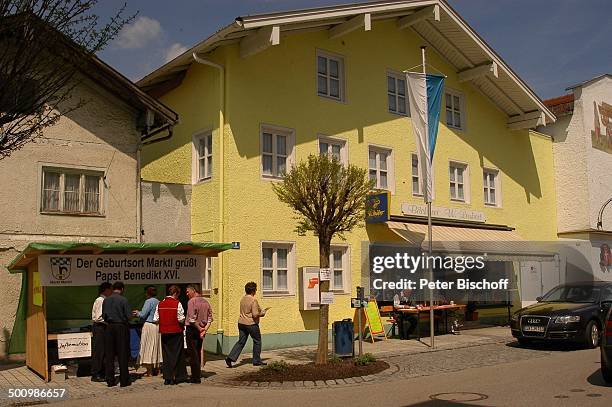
351,298 -> 362,308
320,291 -> 334,305
319,268 -> 331,281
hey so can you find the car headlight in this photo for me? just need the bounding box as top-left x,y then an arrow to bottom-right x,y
555,315 -> 580,324
511,314 -> 519,322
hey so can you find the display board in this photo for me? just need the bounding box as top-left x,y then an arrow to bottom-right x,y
353,298 -> 387,343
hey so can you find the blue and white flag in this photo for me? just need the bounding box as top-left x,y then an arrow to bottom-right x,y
405,72 -> 444,203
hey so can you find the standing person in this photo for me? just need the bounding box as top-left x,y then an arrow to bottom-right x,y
134,286 -> 162,377
91,282 -> 112,382
102,281 -> 132,387
185,284 -> 213,383
225,282 -> 269,367
154,285 -> 187,385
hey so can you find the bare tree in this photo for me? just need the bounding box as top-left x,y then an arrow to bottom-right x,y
273,154 -> 374,364
0,0 -> 134,159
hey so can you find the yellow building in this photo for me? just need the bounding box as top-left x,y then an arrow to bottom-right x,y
138,0 -> 557,353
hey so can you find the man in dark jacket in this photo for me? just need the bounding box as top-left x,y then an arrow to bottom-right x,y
102,281 -> 132,387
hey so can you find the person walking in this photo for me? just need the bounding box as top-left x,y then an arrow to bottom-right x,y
185,284 -> 213,383
225,282 -> 269,368
91,282 -> 112,382
134,286 -> 162,377
154,285 -> 188,385
102,281 -> 132,387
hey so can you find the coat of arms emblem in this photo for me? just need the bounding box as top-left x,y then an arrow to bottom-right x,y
50,257 -> 71,281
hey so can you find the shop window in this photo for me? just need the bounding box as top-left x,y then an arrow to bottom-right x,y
369,146 -> 394,192
387,72 -> 409,116
483,168 -> 501,207
449,162 -> 469,202
261,125 -> 295,179
261,242 -> 295,296
317,51 -> 345,101
192,130 -> 212,183
202,257 -> 213,296
445,89 -> 465,130
41,167 -> 104,215
318,136 -> 347,165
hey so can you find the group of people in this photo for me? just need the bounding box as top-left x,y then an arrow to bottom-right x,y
90,281 -> 268,387
90,282 -> 212,387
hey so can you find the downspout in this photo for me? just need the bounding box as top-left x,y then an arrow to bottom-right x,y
192,52 -> 226,347
137,146 -> 142,243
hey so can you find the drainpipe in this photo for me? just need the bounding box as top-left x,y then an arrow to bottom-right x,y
192,52 -> 226,348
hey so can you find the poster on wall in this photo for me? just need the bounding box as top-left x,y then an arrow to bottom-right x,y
591,100 -> 612,154
38,254 -> 206,286
598,242 -> 612,274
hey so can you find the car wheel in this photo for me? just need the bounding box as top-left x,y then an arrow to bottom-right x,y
603,353 -> 612,384
517,338 -> 531,346
584,320 -> 599,348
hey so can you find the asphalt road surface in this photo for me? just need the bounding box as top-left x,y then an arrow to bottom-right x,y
56,346 -> 611,407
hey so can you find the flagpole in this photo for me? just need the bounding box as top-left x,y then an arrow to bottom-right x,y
421,45 -> 435,349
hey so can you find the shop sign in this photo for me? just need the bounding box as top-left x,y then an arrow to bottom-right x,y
401,203 -> 486,223
366,191 -> 390,223
57,333 -> 91,359
38,254 -> 205,286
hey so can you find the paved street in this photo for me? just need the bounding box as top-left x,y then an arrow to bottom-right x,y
1,327 -> 611,406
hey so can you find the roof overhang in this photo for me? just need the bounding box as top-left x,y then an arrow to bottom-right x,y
137,0 -> 554,129
7,241 -> 235,273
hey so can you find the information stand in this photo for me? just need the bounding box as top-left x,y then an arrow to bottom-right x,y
7,241 -> 234,382
353,298 -> 387,343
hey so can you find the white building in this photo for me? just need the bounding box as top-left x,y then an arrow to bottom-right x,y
538,74 -> 612,282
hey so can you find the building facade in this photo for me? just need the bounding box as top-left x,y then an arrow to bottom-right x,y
539,74 -> 612,282
139,0 -> 558,353
0,49 -> 177,358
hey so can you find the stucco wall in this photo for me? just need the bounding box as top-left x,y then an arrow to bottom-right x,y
141,181 -> 191,242
142,20 -> 559,343
0,77 -> 142,358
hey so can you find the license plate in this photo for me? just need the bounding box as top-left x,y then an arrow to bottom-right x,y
524,325 -> 545,332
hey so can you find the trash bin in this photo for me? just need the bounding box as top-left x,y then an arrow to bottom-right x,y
332,319 -> 354,357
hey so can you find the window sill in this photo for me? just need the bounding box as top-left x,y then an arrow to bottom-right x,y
330,290 -> 350,295
262,291 -> 294,298
484,203 -> 502,209
202,290 -> 212,297
388,110 -> 409,117
318,94 -> 346,104
40,211 -> 105,218
450,198 -> 469,205
447,125 -> 465,132
194,177 -> 212,186
261,174 -> 284,182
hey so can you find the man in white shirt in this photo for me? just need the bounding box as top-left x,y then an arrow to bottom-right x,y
91,282 -> 112,382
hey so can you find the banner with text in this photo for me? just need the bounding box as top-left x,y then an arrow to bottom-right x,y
38,254 -> 206,286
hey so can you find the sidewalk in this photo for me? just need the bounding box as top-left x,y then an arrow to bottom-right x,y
0,326 -> 513,405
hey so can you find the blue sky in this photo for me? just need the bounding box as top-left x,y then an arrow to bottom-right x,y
97,0 -> 611,99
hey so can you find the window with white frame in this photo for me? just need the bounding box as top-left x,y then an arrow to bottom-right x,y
41,168 -> 103,215
193,131 -> 212,182
449,162 -> 468,202
329,246 -> 349,292
317,51 -> 344,101
318,136 -> 347,165
202,257 -> 213,294
483,169 -> 500,207
445,90 -> 464,129
411,153 -> 422,196
262,243 -> 294,295
369,147 -> 393,191
261,126 -> 294,179
387,72 -> 409,116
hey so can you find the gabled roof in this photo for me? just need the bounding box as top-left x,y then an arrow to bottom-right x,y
566,73 -> 612,91
138,0 -> 554,129
544,94 -> 574,117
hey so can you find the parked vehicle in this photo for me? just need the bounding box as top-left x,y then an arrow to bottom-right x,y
601,306 -> 612,383
510,281 -> 612,348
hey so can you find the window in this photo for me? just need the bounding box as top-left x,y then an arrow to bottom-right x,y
387,72 -> 409,116
483,169 -> 500,207
41,168 -> 103,215
369,147 -> 393,191
411,153 -> 422,196
193,131 -> 212,182
261,243 -> 295,295
318,136 -> 347,165
261,126 -> 294,179
449,162 -> 468,202
329,246 -> 350,293
202,257 -> 213,295
317,51 -> 344,101
445,90 -> 464,129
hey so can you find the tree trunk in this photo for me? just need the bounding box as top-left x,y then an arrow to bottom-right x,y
315,236 -> 331,365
